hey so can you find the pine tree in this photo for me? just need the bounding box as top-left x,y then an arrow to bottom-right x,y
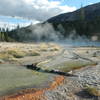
78,4 -> 85,21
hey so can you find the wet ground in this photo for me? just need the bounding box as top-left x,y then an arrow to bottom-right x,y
0,42 -> 100,100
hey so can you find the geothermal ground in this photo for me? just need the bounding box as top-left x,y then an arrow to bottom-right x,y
0,42 -> 100,100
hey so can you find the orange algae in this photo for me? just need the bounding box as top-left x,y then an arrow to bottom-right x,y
0,76 -> 64,100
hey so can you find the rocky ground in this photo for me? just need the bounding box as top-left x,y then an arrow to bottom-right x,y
45,47 -> 100,100
0,42 -> 100,100
45,63 -> 100,100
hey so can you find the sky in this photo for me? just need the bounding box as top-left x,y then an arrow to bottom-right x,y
0,0 -> 100,29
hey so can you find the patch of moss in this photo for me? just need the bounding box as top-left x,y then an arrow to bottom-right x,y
56,60 -> 96,72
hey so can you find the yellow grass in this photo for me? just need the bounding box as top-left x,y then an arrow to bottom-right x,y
28,50 -> 40,56
0,53 -> 14,61
85,86 -> 100,96
7,49 -> 26,58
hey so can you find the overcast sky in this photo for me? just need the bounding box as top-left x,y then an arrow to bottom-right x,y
0,0 -> 100,28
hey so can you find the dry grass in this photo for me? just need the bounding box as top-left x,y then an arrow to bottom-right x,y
84,86 -> 100,96
38,43 -> 49,52
28,50 -> 40,56
0,42 -> 60,62
49,43 -> 60,51
7,49 -> 26,58
0,53 -> 14,61
0,48 -> 41,61
38,43 -> 60,52
49,47 -> 60,51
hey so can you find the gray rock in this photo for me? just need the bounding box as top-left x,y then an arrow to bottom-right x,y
0,59 -> 4,63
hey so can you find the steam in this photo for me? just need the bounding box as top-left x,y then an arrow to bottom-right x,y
28,23 -> 62,41
27,23 -> 89,42
10,22 -> 100,46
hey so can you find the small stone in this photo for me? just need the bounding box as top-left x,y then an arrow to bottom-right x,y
0,59 -> 4,64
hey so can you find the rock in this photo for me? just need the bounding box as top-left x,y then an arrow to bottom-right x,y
67,70 -> 73,74
0,59 -> 4,64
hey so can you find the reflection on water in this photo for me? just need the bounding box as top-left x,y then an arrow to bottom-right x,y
57,40 -> 100,47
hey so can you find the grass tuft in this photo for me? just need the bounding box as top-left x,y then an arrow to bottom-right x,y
29,51 -> 40,56
84,86 -> 100,96
7,49 -> 26,58
0,53 -> 14,61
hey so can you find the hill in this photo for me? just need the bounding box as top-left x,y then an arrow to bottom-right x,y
47,2 -> 100,22
46,2 -> 100,41
3,2 -> 100,42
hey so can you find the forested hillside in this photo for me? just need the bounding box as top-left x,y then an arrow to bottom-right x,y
1,2 -> 100,42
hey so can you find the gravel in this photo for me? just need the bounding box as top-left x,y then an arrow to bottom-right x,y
45,63 -> 100,100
